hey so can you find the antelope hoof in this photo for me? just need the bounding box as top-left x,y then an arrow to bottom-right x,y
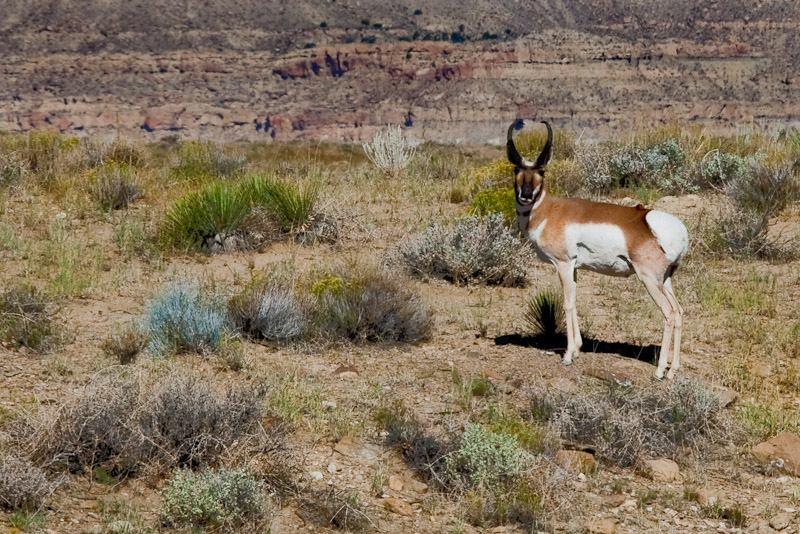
561,358 -> 573,366
653,369 -> 665,381
666,368 -> 677,380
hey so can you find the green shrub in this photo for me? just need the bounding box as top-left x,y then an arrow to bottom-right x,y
162,182 -> 251,250
0,282 -> 59,352
523,289 -> 565,337
161,468 -> 269,529
445,424 -> 532,489
400,213 -> 531,286
469,188 -> 515,225
143,280 -> 229,357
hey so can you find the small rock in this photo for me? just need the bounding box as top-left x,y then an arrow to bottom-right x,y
695,488 -> 719,507
555,449 -> 596,474
769,511 -> 793,530
405,478 -> 428,494
322,400 -> 337,410
715,388 -> 738,408
388,475 -> 404,491
334,435 -> 381,461
751,362 -> 771,378
642,458 -> 680,482
327,462 -> 338,473
602,494 -> 627,508
620,499 -> 637,510
588,517 -> 617,534
752,433 -> 800,476
377,497 -> 414,517
309,471 -> 323,481
333,365 -> 359,379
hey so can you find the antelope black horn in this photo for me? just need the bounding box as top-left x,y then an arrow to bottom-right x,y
506,119 -> 524,167
533,120 -> 553,168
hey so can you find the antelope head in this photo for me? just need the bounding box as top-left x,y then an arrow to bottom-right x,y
507,120 -> 552,206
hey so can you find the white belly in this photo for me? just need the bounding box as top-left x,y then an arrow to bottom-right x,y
564,223 -> 634,276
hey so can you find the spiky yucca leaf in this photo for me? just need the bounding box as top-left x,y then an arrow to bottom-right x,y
242,174 -> 319,232
523,289 -> 565,337
162,182 -> 250,250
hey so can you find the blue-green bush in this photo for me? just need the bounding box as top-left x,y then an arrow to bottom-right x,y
144,280 -> 229,357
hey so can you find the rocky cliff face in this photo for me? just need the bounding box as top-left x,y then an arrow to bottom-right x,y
1,0 -> 799,141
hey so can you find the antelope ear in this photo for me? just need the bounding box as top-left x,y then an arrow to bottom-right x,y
533,120 -> 553,168
506,120 -> 524,168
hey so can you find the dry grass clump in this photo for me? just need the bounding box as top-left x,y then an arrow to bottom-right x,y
161,467 -> 272,532
170,140 -> 247,181
101,323 -> 149,364
19,369 -> 265,477
0,282 -> 60,352
531,379 -> 729,467
0,455 -> 57,511
400,213 -> 532,286
88,163 -> 142,211
83,136 -> 146,168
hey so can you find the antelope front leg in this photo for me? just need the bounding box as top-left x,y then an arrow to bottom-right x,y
556,261 -> 579,365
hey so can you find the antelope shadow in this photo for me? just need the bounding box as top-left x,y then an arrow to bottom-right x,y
494,333 -> 660,363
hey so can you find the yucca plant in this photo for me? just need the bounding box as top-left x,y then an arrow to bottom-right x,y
242,173 -> 319,232
162,182 -> 251,250
523,288 -> 565,337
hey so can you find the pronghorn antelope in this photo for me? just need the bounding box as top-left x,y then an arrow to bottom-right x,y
508,120 -> 689,379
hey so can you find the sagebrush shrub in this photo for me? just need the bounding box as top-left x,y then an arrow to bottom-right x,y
533,379 -> 727,466
0,455 -> 55,511
161,467 -> 269,530
0,283 -> 59,352
143,280 -> 229,357
362,125 -> 416,177
400,213 -> 531,286
445,424 -> 532,489
82,136 -> 146,168
228,275 -> 309,341
24,370 -> 264,475
714,161 -> 800,259
311,262 -> 433,343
